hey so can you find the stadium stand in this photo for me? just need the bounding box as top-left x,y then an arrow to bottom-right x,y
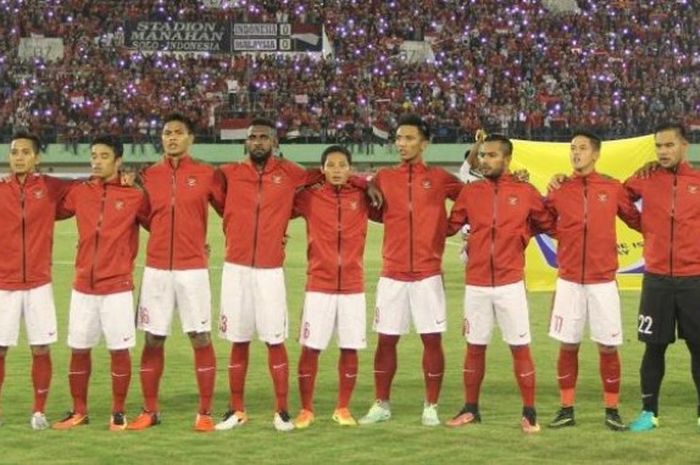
0,0 -> 698,146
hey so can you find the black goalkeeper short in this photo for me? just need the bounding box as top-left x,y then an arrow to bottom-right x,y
638,273 -> 700,344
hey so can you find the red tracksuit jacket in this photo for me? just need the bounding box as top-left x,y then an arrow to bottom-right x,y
61,177 -> 150,295
0,173 -> 71,290
141,155 -> 225,270
624,162 -> 700,276
293,182 -> 369,293
546,171 -> 641,283
219,156 -> 315,268
374,162 -> 463,280
448,174 -> 555,286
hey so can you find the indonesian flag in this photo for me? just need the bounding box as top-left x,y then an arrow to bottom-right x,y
372,121 -> 391,140
220,118 -> 252,140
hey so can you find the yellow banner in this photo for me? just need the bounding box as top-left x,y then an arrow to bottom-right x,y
509,135 -> 657,291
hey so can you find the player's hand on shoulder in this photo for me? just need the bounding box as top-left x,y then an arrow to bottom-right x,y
633,161 -> 661,179
547,173 -> 569,191
513,169 -> 530,183
366,181 -> 383,208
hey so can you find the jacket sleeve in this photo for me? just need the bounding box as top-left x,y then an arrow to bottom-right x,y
447,185 -> 469,236
56,181 -> 77,220
442,169 -> 464,201
136,190 -> 152,231
540,191 -> 559,237
209,168 -> 226,217
616,183 -> 641,232
623,174 -> 643,202
528,185 -> 556,235
292,189 -> 310,219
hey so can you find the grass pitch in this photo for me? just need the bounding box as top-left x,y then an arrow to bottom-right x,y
1,213 -> 699,465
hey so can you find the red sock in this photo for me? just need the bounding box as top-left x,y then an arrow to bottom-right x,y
421,333 -> 444,404
337,349 -> 358,409
374,334 -> 399,401
228,342 -> 249,412
557,347 -> 579,407
110,350 -> 131,413
31,352 -> 52,413
267,343 -> 289,411
297,346 -> 320,411
194,343 -> 216,414
139,345 -> 164,412
512,345 -> 536,408
69,351 -> 91,415
600,351 -> 621,408
464,344 -> 486,405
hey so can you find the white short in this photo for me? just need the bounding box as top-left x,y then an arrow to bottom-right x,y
373,275 -> 447,335
464,281 -> 531,345
137,267 -> 212,336
299,292 -> 367,350
219,262 -> 288,344
548,278 -> 623,346
68,290 -> 136,350
0,284 -> 57,347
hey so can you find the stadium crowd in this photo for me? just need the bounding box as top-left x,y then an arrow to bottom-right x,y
0,0 -> 698,145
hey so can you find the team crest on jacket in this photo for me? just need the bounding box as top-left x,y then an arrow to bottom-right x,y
272,174 -> 283,184
688,184 -> 699,194
349,200 -> 358,210
597,192 -> 609,202
114,199 -> 125,210
32,188 -> 45,200
422,180 -> 432,189
507,195 -> 518,206
186,176 -> 198,187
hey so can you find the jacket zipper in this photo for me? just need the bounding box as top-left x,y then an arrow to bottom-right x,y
19,184 -> 27,283
581,177 -> 588,283
169,168 -> 177,270
670,174 -> 677,276
336,189 -> 342,291
408,165 -> 414,272
91,184 -> 108,288
490,182 -> 498,286
251,171 -> 263,266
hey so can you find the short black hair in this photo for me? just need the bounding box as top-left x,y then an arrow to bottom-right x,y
91,135 -> 124,158
11,130 -> 42,154
249,117 -> 277,131
396,113 -> 431,140
163,112 -> 194,134
654,122 -> 688,141
484,133 -> 513,156
321,145 -> 352,166
571,129 -> 602,152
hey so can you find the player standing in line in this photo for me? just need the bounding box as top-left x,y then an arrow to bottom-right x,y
215,118 -> 319,432
0,131 -> 71,430
52,136 -> 149,431
215,118 -> 376,432
129,113 -> 225,432
544,131 -> 640,431
445,134 -> 554,433
359,114 -> 463,427
623,123 -> 700,432
292,145 -> 374,429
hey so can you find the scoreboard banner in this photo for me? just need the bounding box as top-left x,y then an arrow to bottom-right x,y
124,21 -> 322,53
509,135 -> 657,291
231,22 -> 323,52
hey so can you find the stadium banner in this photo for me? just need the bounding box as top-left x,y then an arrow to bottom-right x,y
509,135 -> 657,291
124,21 -> 230,53
18,37 -> 64,62
231,23 -> 323,52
